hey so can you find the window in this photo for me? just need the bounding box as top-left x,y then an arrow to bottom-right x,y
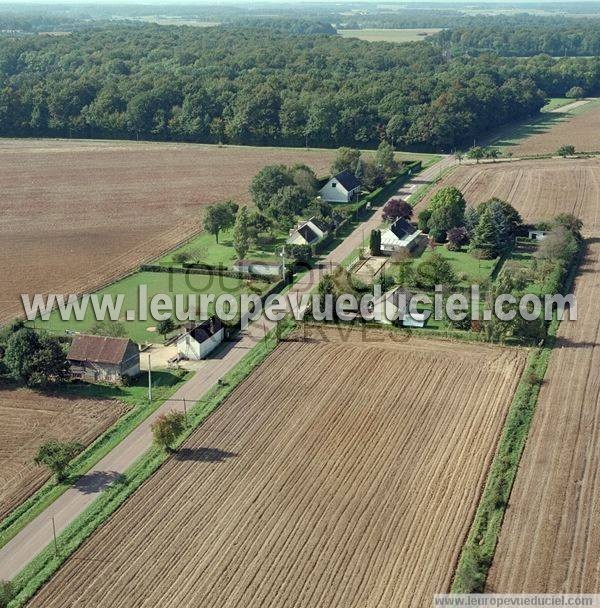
332,182 -> 337,188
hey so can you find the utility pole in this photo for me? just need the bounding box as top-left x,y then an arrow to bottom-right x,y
52,516 -> 59,557
147,354 -> 152,403
183,398 -> 188,427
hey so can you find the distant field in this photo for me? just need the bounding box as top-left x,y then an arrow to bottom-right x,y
0,139 -> 338,326
337,28 -> 441,43
493,98 -> 600,156
417,158 -> 600,234
29,327 -> 525,608
0,388 -> 124,520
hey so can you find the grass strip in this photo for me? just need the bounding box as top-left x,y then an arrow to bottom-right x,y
450,241 -> 584,593
407,164 -> 456,207
0,373 -> 189,550
7,318 -> 296,607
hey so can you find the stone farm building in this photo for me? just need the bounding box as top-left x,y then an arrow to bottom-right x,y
67,335 -> 140,384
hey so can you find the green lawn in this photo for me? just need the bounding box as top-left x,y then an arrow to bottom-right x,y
31,271 -> 269,344
542,97 -> 572,112
421,246 -> 498,286
158,228 -> 288,268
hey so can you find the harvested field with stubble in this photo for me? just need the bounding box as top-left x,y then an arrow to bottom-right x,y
29,328 -> 526,608
499,101 -> 600,156
417,158 -> 600,233
0,138 -> 337,324
487,239 -> 600,593
0,389 -> 125,520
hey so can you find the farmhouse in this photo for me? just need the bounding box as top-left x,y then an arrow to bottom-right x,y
319,170 -> 361,203
287,217 -> 329,246
381,218 -> 424,255
233,259 -> 284,277
67,335 -> 140,384
369,286 -> 426,327
176,317 -> 225,361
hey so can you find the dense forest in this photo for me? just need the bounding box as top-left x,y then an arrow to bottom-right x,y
435,22 -> 600,57
0,24 -> 599,150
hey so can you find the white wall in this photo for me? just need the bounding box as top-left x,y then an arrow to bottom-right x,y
319,179 -> 350,203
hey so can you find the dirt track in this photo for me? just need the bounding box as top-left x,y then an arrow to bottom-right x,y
0,389 -> 125,520
487,239 -> 600,592
0,139 -> 336,324
417,158 -> 600,234
29,328 -> 525,608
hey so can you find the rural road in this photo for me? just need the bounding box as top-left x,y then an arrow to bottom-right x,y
0,154 -> 453,581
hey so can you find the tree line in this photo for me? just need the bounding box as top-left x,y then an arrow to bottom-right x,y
1,24 -> 598,151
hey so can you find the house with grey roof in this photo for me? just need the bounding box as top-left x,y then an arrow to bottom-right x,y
319,171 -> 362,203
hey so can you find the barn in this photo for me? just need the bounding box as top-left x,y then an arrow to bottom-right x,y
67,335 -> 140,384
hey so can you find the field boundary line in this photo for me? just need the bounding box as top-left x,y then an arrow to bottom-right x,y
450,240 -> 586,593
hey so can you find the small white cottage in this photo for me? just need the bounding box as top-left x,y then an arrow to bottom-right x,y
287,217 -> 330,247
176,317 -> 225,361
381,218 -> 424,255
318,171 -> 361,203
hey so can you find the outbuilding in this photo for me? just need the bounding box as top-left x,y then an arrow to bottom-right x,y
68,335 -> 140,384
176,317 -> 225,361
233,259 -> 284,277
318,171 -> 361,203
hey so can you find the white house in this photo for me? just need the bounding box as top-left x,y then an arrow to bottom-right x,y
176,317 -> 225,361
381,218 -> 424,255
319,171 -> 361,203
369,286 -> 427,327
287,217 -> 329,247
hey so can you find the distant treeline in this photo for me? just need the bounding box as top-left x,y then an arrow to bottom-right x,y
434,22 -> 600,57
0,25 -> 598,151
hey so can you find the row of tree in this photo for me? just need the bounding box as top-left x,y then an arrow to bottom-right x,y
1,24 -> 597,150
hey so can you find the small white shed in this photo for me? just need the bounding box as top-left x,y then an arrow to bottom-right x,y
176,317 -> 225,361
528,229 -> 548,241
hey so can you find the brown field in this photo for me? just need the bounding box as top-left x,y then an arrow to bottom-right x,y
487,239 -> 600,592
0,388 -> 125,520
0,138 -> 337,325
30,328 -> 525,608
501,102 -> 600,156
418,158 -> 600,233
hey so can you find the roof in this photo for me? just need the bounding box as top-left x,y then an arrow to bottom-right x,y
68,335 -> 136,365
389,218 -> 416,240
297,223 -> 319,244
306,217 -> 329,233
184,317 -> 224,345
333,170 -> 361,192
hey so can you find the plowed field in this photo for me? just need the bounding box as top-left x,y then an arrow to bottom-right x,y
0,139 -> 336,324
0,389 -> 125,519
29,328 -> 525,608
417,159 -> 600,233
487,239 -> 600,592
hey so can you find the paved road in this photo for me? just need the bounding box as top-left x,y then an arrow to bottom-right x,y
0,155 -> 452,581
